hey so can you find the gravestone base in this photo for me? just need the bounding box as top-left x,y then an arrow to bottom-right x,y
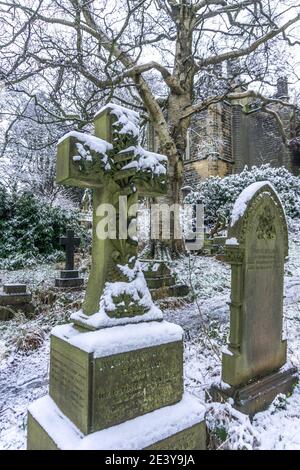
55,270 -> 84,288
209,366 -> 298,416
151,284 -> 190,301
0,284 -> 33,320
27,320 -> 206,450
48,322 -> 184,434
27,393 -> 206,450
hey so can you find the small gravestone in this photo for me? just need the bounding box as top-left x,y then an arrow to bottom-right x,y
0,284 -> 33,320
79,189 -> 93,228
141,260 -> 189,300
210,182 -> 298,415
27,103 -> 206,450
55,230 -> 84,288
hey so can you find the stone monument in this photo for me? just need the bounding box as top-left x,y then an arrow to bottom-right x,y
0,284 -> 33,320
210,182 -> 298,415
55,229 -> 84,288
140,260 -> 189,300
79,189 -> 93,228
27,103 -> 206,450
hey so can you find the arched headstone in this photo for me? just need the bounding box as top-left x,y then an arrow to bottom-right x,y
211,182 -> 298,415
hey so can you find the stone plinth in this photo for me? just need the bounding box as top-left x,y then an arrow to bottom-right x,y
28,393 -> 206,450
55,270 -> 84,288
4,284 -> 27,294
210,366 -> 298,416
0,284 -> 33,320
27,320 -> 206,449
49,322 -> 183,434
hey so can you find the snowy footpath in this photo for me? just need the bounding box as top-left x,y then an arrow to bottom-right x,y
1,226 -> 300,450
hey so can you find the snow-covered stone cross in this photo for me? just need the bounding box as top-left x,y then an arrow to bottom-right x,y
56,103 -> 167,329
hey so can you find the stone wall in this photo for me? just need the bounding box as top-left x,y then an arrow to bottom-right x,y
148,97 -> 297,188
183,101 -> 295,187
232,105 -> 292,174
183,158 -> 229,187
183,102 -> 234,187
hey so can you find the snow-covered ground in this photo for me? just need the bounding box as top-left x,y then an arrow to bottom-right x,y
1,224 -> 300,450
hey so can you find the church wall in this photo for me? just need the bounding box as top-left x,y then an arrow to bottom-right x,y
232,105 -> 292,174
183,159 -> 229,187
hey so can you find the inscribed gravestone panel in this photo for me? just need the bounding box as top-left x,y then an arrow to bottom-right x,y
223,183 -> 288,386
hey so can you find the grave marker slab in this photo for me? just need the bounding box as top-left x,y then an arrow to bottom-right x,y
0,283 -> 33,320
210,182 -> 298,415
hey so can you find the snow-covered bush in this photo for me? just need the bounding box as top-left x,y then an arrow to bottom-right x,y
185,165 -> 300,228
206,403 -> 261,450
0,188 -> 89,269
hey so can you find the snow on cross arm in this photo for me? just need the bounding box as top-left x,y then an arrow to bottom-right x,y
58,131 -> 113,170
120,145 -> 168,176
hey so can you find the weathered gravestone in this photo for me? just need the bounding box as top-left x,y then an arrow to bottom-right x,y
79,189 -> 93,228
210,182 -> 298,415
140,259 -> 189,300
55,229 -> 84,288
27,103 -> 206,450
0,284 -> 33,320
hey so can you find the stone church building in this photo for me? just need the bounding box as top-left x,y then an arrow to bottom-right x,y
183,78 -> 300,187
148,77 -> 300,189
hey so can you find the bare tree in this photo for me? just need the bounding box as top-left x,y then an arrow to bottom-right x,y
1,0 -> 300,253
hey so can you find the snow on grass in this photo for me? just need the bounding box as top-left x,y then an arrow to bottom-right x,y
1,223 -> 300,449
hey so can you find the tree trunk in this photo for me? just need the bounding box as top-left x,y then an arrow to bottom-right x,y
153,3 -> 195,256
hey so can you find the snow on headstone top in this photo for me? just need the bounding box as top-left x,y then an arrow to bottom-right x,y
230,181 -> 278,227
120,145 -> 168,176
95,103 -> 140,138
226,237 -> 239,246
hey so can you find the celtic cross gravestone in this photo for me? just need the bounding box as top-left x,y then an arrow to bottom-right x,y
56,104 -> 168,326
27,103 -> 206,450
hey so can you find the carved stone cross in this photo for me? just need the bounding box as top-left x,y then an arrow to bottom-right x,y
59,229 -> 80,271
56,104 -> 167,326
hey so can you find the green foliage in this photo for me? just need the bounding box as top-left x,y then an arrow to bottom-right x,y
214,426 -> 228,443
185,165 -> 300,227
0,188 -> 89,270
